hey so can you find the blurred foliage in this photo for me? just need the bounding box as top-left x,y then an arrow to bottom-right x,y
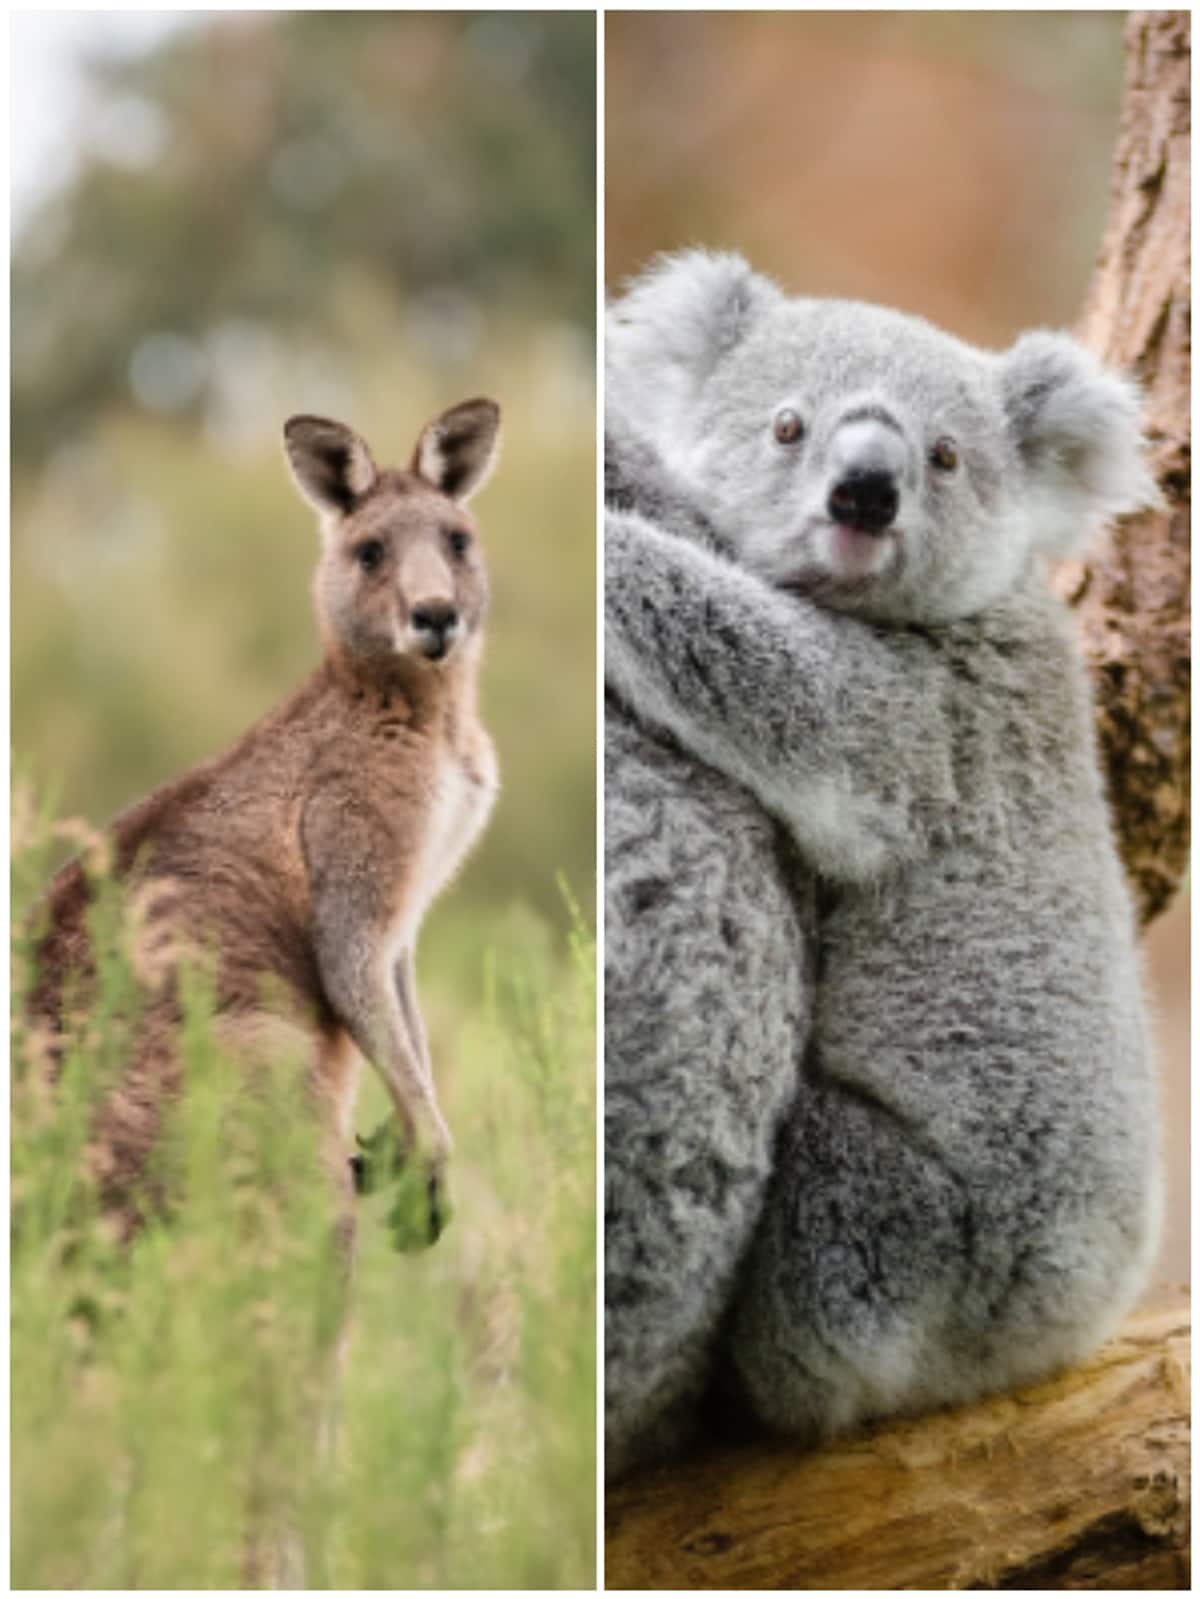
14,11 -> 595,464
12,10 -> 596,929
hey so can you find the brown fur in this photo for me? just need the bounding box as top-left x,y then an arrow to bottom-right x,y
30,401 -> 502,1242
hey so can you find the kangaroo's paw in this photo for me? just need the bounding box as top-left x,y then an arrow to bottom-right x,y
350,1119 -> 451,1249
386,1159 -> 452,1251
349,1119 -> 407,1196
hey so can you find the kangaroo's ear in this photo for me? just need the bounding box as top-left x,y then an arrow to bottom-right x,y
606,250 -> 780,448
1001,332 -> 1160,556
412,397 -> 501,502
283,416 -> 378,515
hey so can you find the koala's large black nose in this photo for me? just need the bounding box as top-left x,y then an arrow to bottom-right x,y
827,469 -> 900,536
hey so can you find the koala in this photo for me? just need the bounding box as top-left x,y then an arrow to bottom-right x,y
604,250 -> 1163,1468
604,420 -> 817,1479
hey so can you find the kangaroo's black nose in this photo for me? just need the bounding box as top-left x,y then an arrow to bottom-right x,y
827,469 -> 899,536
411,602 -> 458,636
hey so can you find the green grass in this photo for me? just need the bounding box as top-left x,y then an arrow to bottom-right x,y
11,808 -> 596,1589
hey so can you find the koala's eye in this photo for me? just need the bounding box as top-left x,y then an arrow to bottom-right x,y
929,436 -> 959,473
354,539 -> 385,573
446,529 -> 471,559
773,408 -> 806,446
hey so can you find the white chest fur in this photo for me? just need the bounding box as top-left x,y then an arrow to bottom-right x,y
394,742 -> 497,953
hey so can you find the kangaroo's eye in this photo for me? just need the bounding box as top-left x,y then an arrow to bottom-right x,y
355,539 -> 385,572
929,436 -> 959,473
773,408 -> 805,446
446,529 -> 471,559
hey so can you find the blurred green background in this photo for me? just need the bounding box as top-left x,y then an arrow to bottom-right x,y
605,10 -> 1188,1296
13,9 -> 596,928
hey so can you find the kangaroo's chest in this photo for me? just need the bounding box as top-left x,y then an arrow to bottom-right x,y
397,738 -> 497,947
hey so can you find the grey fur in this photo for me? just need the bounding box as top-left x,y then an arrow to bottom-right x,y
604,251 -> 1162,1474
604,425 -> 816,1478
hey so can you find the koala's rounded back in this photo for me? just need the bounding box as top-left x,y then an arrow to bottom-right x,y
603,421 -> 817,1477
604,705 -> 814,1477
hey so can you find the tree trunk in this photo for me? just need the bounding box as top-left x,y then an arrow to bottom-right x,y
605,1298 -> 1190,1591
1058,8 -> 1191,928
606,17 -> 1192,1589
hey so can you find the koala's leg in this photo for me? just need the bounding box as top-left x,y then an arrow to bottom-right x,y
604,710 -> 814,1479
727,1067 -> 974,1440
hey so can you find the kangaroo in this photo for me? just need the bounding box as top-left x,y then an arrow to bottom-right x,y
29,399 -> 502,1247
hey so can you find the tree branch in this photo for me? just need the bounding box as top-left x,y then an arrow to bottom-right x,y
606,1298 -> 1190,1590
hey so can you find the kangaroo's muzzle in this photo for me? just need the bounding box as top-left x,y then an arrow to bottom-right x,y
409,601 -> 460,660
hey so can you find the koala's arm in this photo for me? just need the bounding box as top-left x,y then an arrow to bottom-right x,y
605,510 -> 958,880
604,423 -> 730,558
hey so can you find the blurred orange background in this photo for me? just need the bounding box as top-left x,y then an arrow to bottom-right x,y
606,10 -> 1188,1296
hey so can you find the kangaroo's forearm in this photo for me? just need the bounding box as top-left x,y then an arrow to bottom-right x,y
394,951 -> 433,1078
313,920 -> 449,1160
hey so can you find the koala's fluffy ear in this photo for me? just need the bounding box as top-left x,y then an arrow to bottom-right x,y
607,250 -> 780,446
283,416 -> 378,516
1002,333 -> 1159,556
412,397 -> 501,502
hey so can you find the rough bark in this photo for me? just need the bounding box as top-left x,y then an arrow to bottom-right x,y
605,1298 -> 1191,1591
1058,8 -> 1191,928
